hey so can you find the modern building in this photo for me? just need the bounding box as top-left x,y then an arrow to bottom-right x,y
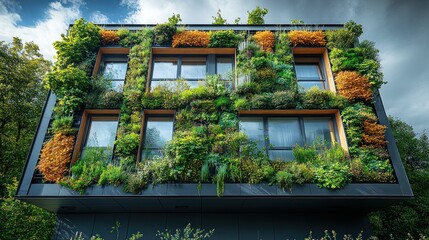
16,21 -> 413,239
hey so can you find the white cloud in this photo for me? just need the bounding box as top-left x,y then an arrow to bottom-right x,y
90,10 -> 109,24
0,0 -> 82,61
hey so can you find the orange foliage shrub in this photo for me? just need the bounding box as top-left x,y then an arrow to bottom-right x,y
37,133 -> 75,182
362,120 -> 387,148
335,71 -> 373,101
101,30 -> 120,45
288,30 -> 326,47
172,31 -> 211,48
253,31 -> 275,52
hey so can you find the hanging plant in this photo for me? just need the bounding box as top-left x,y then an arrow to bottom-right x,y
288,30 -> 326,47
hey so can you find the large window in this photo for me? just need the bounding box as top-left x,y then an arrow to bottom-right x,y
98,54 -> 128,92
81,115 -> 119,159
240,116 -> 337,161
294,55 -> 326,90
150,55 -> 233,90
141,115 -> 174,160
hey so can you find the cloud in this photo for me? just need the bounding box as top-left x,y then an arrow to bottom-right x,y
0,0 -> 82,60
89,10 -> 109,24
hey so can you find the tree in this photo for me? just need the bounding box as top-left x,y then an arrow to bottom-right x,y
0,38 -> 55,239
212,9 -> 227,25
247,6 -> 268,24
369,117 -> 429,239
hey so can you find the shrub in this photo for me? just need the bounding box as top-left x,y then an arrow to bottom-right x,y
276,170 -> 293,191
233,98 -> 250,110
251,67 -> 277,92
51,116 -> 76,135
362,120 -> 387,148
325,20 -> 363,50
301,87 -> 333,109
37,134 -> 75,182
335,71 -> 373,102
98,165 -> 125,186
314,161 -> 351,189
154,23 -> 176,46
253,31 -> 275,52
247,6 -> 268,24
114,132 -> 140,157
288,30 -> 326,47
289,162 -> 314,184
209,30 -> 240,48
272,91 -> 297,109
274,33 -> 293,64
172,31 -> 211,48
293,145 -> 318,163
250,93 -> 274,109
101,30 -> 120,46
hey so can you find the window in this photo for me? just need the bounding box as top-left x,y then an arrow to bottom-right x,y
98,54 -> 128,92
150,54 -> 234,90
239,116 -> 337,161
141,115 -> 174,160
294,55 -> 326,90
81,115 -> 119,159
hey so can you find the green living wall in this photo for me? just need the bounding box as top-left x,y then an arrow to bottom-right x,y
38,18 -> 395,196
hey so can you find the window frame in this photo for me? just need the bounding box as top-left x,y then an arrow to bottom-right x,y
239,109 -> 349,161
292,47 -> 336,93
138,110 -> 176,162
92,48 -> 130,92
148,48 -> 236,92
71,109 -> 121,165
294,55 -> 327,89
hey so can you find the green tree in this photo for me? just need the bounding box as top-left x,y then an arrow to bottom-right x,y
212,9 -> 227,25
369,117 -> 429,239
247,6 -> 268,24
0,38 -> 55,239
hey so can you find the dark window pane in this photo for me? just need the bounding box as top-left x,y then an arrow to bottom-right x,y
153,57 -> 178,79
268,150 -> 294,161
239,117 -> 265,150
181,57 -> 206,79
304,118 -> 334,146
295,64 -> 322,80
144,117 -> 174,149
217,57 -> 233,79
268,118 -> 302,148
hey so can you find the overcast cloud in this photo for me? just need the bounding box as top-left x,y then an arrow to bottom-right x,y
0,0 -> 427,133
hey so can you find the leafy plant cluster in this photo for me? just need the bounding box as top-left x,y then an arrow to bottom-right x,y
288,30 -> 327,47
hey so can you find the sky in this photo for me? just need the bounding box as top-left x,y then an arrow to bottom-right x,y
0,0 -> 428,133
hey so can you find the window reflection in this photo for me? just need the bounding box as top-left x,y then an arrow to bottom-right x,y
239,117 -> 265,150
304,118 -> 334,146
295,61 -> 325,90
181,57 -> 206,79
216,57 -> 233,79
82,117 -> 119,159
142,116 -> 174,160
152,57 -> 178,79
268,118 -> 302,148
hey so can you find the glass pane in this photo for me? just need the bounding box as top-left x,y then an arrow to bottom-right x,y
86,120 -> 118,148
298,81 -> 324,90
141,150 -> 164,160
144,117 -> 174,149
150,80 -> 178,91
153,57 -> 178,79
239,117 -> 265,149
181,57 -> 206,79
269,150 -> 295,161
102,62 -> 128,79
295,64 -> 322,80
268,118 -> 302,147
304,118 -> 333,146
111,80 -> 124,92
217,57 -> 233,79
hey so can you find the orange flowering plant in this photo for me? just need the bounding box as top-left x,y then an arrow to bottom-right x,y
37,133 -> 75,182
172,30 -> 211,48
288,30 -> 326,47
335,71 -> 372,102
101,30 -> 120,46
253,31 -> 275,52
362,120 -> 387,148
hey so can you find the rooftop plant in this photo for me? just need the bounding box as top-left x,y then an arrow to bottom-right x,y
253,31 -> 275,52
172,30 -> 211,48
100,30 -> 120,46
247,6 -> 268,24
288,30 -> 326,47
208,30 -> 240,48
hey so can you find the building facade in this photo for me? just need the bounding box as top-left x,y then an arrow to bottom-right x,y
17,20 -> 413,239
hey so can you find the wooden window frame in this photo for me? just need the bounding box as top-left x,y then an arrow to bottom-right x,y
147,48 -> 236,92
293,47 -> 336,93
71,109 -> 120,165
137,110 -> 176,162
239,109 -> 349,154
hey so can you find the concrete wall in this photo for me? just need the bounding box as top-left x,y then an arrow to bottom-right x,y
54,212 -> 371,240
